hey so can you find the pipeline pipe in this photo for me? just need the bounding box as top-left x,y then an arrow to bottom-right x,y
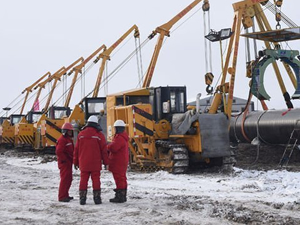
230,109 -> 300,144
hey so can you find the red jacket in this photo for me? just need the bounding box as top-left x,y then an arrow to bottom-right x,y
56,135 -> 74,168
73,126 -> 108,171
107,132 -> 129,173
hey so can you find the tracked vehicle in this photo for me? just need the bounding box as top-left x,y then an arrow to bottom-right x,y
106,86 -> 232,173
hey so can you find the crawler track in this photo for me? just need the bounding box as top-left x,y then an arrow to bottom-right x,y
156,140 -> 189,174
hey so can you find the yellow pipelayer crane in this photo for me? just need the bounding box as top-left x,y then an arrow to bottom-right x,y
1,72 -> 51,149
38,45 -> 108,151
67,25 -> 140,133
36,58 -> 84,151
14,57 -> 83,150
13,67 -> 66,149
105,0 -> 234,174
106,0 -> 291,173
63,44 -> 107,127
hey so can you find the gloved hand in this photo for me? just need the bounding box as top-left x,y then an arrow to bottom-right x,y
74,164 -> 79,170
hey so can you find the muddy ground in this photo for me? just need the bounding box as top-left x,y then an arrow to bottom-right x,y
234,143 -> 300,171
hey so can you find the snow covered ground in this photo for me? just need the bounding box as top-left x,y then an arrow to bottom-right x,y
1,150 -> 300,225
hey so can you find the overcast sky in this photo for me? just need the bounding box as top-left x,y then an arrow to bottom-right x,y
0,0 -> 299,116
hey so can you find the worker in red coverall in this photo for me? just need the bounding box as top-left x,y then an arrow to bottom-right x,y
107,119 -> 129,203
73,115 -> 108,205
55,122 -> 74,202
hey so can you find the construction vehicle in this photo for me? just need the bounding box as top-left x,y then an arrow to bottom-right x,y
12,57 -> 82,150
65,25 -> 140,138
104,0 -> 235,174
12,68 -> 65,149
36,45 -> 108,151
0,72 -> 51,148
12,72 -> 52,149
106,0 -> 299,173
12,67 -> 66,150
34,58 -> 84,151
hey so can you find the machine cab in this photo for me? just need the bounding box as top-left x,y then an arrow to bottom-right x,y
82,97 -> 107,136
150,86 -> 187,122
83,97 -> 106,121
9,114 -> 24,125
47,106 -> 71,119
26,111 -> 44,123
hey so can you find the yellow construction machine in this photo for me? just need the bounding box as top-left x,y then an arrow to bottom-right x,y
12,72 -> 51,149
1,72 -> 51,149
13,67 -> 66,150
105,0 -> 296,173
36,58 -> 84,151
65,25 -> 140,135
36,45 -> 107,151
103,0 -> 235,174
37,23 -> 139,151
13,58 -> 83,151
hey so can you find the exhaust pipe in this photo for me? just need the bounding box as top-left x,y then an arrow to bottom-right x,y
196,93 -> 201,113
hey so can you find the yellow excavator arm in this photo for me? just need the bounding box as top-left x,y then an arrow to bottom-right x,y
64,50 -> 107,107
92,25 -> 140,97
32,67 -> 65,111
142,0 -> 203,88
43,57 -> 84,111
20,72 -> 51,114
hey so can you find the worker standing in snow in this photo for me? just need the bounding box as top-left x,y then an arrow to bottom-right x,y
107,119 -> 129,203
73,115 -> 108,205
55,122 -> 74,202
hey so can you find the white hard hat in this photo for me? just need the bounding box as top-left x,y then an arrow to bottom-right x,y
87,115 -> 98,124
113,119 -> 125,127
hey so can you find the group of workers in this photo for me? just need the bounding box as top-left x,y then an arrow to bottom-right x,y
55,115 -> 129,205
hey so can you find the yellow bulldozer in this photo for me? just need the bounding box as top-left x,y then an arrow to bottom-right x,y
102,0 -> 234,174
106,86 -> 232,173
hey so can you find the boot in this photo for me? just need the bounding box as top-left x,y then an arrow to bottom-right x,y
79,190 -> 87,205
122,189 -> 127,202
93,190 -> 102,204
110,189 -> 126,203
109,189 -> 118,203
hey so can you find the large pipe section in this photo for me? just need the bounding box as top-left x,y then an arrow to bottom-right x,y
229,109 -> 300,144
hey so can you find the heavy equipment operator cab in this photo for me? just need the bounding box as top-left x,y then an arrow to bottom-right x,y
82,97 -> 107,135
150,86 -> 187,122
9,114 -> 24,125
47,106 -> 71,120
26,111 -> 44,123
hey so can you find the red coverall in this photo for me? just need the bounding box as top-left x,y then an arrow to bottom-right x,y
56,135 -> 74,201
107,131 -> 129,189
73,126 -> 108,191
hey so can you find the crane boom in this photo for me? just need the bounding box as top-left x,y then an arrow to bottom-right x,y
64,45 -> 106,107
20,72 -> 51,114
42,67 -> 66,112
32,67 -> 65,111
43,57 -> 84,111
92,25 -> 140,97
142,0 -> 203,88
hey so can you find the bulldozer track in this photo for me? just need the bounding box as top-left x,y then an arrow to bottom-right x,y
129,140 -> 189,174
156,140 -> 189,174
221,149 -> 236,172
